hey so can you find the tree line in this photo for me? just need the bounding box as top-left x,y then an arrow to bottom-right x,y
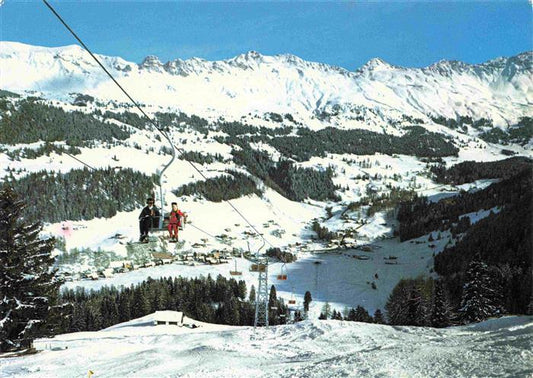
430,156 -> 532,185
2,142 -> 82,161
319,305 -> 386,325
61,275 -> 293,333
232,146 -> 340,202
397,162 -> 531,241
3,167 -> 155,223
384,251 -> 532,328
172,170 -> 262,202
62,276 -> 248,331
479,117 -> 532,146
269,126 -> 459,162
0,97 -> 130,145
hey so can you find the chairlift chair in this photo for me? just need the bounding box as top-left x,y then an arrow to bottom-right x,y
229,259 -> 242,276
277,263 -> 288,280
288,285 -> 296,304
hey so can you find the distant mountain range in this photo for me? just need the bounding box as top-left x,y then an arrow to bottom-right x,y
1,42 -> 531,128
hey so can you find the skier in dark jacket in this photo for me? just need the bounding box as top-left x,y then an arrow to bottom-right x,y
138,198 -> 160,242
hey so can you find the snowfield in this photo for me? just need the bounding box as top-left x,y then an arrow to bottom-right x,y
1,315 -> 532,378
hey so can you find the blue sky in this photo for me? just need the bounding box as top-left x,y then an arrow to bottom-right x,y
1,1 -> 531,70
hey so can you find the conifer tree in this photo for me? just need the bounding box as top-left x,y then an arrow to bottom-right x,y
0,187 -> 66,352
373,309 -> 385,324
385,279 -> 411,325
459,258 -> 502,323
303,291 -> 312,313
221,297 -> 240,325
321,302 -> 332,319
131,288 -> 151,319
431,280 -> 452,328
346,308 -> 357,321
354,305 -> 373,323
249,285 -> 256,303
406,287 -> 424,326
268,285 -> 277,307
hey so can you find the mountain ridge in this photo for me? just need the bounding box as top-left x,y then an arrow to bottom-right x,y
1,41 -> 531,128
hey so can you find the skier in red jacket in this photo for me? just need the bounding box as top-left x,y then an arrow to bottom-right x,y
168,202 -> 186,242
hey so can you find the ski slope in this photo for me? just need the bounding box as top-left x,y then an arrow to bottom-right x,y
1,314 -> 531,377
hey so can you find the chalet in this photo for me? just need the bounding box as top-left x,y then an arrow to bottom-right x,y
206,257 -> 218,265
153,311 -> 184,326
152,252 -> 174,265
109,261 -> 124,273
100,268 -> 114,278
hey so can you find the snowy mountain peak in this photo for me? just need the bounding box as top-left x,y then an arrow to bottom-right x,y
360,57 -> 393,71
0,42 -> 531,126
228,50 -> 267,69
426,59 -> 471,76
140,55 -> 164,70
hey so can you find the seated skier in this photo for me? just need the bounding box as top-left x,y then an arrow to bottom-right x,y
168,202 -> 186,242
138,197 -> 160,243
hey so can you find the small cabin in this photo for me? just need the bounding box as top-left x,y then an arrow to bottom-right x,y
153,311 -> 184,326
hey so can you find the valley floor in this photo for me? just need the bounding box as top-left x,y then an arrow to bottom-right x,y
62,230 -> 447,318
1,315 -> 531,378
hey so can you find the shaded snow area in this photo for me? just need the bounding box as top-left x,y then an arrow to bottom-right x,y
1,315 -> 532,378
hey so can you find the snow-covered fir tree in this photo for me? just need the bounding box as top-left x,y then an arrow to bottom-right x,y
0,187 -> 65,352
459,258 -> 503,323
406,287 -> 425,326
430,280 -> 452,328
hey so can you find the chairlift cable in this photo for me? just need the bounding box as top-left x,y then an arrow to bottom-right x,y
63,151 -> 97,171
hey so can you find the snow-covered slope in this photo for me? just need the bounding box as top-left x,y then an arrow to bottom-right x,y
1,42 -> 531,127
1,315 -> 531,377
